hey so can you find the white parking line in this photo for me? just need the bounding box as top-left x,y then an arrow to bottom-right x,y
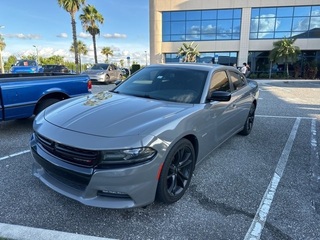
256,114 -> 316,120
0,223 -> 115,240
0,149 -> 31,161
244,118 -> 301,240
311,119 -> 320,191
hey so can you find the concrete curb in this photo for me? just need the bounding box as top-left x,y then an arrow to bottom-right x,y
0,223 -> 115,240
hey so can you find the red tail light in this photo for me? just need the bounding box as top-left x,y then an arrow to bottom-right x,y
87,80 -> 92,90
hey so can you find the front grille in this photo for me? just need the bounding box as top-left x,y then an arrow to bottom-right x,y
35,133 -> 100,167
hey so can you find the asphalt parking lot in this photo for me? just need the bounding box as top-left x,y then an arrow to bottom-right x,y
0,80 -> 320,240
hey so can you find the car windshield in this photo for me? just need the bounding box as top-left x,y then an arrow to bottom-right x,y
16,60 -> 36,67
113,66 -> 208,104
91,64 -> 109,70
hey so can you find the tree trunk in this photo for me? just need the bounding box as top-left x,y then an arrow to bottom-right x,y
71,14 -> 79,73
269,61 -> 272,79
92,34 -> 97,64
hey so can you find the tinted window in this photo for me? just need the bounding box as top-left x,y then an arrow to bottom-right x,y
228,71 -> 246,91
92,64 -> 109,70
210,71 -> 230,92
16,60 -> 36,66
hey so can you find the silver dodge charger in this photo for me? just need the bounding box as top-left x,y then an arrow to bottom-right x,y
30,63 -> 259,209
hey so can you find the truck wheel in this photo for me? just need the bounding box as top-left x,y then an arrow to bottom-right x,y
35,98 -> 60,115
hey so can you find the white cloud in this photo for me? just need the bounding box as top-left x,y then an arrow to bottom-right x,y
57,33 -> 68,38
103,33 -> 127,39
5,33 -> 41,39
78,32 -> 91,39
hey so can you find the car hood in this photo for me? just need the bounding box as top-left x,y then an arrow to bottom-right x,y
44,92 -> 194,137
11,66 -> 37,73
82,69 -> 105,75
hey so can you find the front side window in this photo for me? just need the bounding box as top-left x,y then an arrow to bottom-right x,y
210,71 -> 230,92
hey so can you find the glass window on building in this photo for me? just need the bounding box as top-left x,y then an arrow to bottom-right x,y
162,8 -> 241,42
164,52 -> 237,66
248,50 -> 320,79
250,5 -> 320,39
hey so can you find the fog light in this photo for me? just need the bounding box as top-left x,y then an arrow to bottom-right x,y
98,190 -> 130,198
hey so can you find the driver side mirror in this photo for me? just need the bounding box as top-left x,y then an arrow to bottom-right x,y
207,91 -> 231,102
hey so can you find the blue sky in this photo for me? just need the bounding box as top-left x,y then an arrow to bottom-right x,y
0,0 -> 149,64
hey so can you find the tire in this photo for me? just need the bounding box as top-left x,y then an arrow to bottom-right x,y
239,103 -> 256,136
104,75 -> 110,84
35,98 -> 60,115
156,138 -> 195,204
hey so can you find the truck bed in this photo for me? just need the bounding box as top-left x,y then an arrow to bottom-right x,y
0,73 -> 91,121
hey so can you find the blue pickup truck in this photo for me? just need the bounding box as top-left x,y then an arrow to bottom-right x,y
0,73 -> 91,121
10,59 -> 43,73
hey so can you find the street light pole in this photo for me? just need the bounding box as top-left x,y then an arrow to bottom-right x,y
33,45 -> 39,63
0,25 -> 5,74
145,51 -> 148,66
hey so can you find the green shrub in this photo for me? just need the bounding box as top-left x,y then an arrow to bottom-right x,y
248,73 -> 258,79
131,64 -> 141,74
258,73 -> 269,79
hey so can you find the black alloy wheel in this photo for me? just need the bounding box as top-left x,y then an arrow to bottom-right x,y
239,103 -> 256,136
156,138 -> 195,204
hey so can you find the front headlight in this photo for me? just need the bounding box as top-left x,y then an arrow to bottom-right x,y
101,147 -> 157,165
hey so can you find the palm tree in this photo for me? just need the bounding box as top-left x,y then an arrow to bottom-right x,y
0,35 -> 6,73
58,0 -> 86,73
101,47 -> 113,63
269,38 -> 301,78
177,42 -> 200,62
80,4 -> 104,64
70,40 -> 88,72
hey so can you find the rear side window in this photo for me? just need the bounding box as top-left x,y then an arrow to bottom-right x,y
210,71 -> 230,92
229,71 -> 246,91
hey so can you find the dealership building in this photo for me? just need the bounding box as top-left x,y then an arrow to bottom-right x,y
149,0 -> 320,77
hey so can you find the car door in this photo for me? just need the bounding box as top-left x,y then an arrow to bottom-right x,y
227,70 -> 253,132
198,70 -> 239,157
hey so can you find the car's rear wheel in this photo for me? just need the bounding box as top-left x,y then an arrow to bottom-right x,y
239,103 -> 256,136
156,138 -> 195,204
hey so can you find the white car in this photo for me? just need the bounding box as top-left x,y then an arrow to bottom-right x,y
82,63 -> 122,84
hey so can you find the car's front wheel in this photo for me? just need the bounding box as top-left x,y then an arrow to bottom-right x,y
156,138 -> 195,204
239,103 -> 256,136
104,74 -> 110,84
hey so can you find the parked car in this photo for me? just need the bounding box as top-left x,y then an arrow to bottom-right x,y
43,65 -> 70,73
121,68 -> 129,76
31,63 -> 259,209
0,73 -> 91,121
82,63 -> 122,84
10,59 -> 43,73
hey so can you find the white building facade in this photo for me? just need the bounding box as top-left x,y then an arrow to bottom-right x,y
149,0 -> 320,78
